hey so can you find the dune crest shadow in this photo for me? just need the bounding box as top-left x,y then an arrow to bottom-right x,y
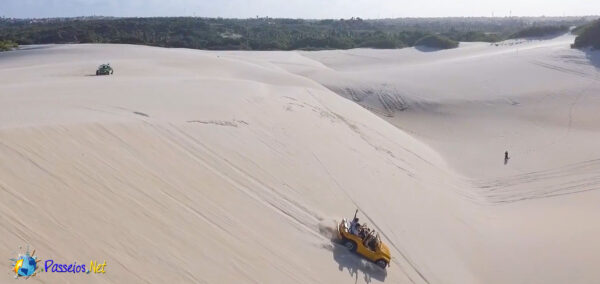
414,45 -> 442,52
584,49 -> 600,70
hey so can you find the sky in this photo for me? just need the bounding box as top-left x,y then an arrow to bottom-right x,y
1,0 -> 598,19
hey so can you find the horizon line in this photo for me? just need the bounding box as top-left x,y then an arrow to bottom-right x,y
2,15 -> 599,21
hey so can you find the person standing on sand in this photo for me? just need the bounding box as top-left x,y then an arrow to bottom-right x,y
504,151 -> 510,165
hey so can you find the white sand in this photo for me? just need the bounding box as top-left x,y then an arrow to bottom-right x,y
1,35 -> 599,283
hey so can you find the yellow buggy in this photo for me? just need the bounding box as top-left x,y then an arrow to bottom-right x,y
337,211 -> 391,269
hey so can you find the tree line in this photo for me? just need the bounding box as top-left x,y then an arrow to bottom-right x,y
573,19 -> 600,49
0,17 -> 593,51
509,25 -> 569,39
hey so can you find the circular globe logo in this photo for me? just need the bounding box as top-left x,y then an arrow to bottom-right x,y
10,246 -> 39,279
14,255 -> 37,277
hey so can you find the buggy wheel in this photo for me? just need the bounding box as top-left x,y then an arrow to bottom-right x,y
344,240 -> 357,252
375,259 -> 388,269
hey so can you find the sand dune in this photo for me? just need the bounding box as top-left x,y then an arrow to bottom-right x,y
1,36 -> 599,283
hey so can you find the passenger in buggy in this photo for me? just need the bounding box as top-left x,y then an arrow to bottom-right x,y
350,218 -> 361,235
354,223 -> 378,251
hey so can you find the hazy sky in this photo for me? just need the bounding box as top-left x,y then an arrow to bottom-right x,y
1,0 -> 598,19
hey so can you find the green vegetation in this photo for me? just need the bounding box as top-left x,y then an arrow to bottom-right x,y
0,17 -> 428,50
572,23 -> 591,35
445,31 -> 501,43
573,20 -> 600,49
0,40 -> 17,51
414,34 -> 459,49
0,17 -> 592,51
509,25 -> 569,39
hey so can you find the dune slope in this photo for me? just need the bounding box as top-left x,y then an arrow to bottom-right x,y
0,44 -> 475,283
261,34 -> 600,283
1,36 -> 599,284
